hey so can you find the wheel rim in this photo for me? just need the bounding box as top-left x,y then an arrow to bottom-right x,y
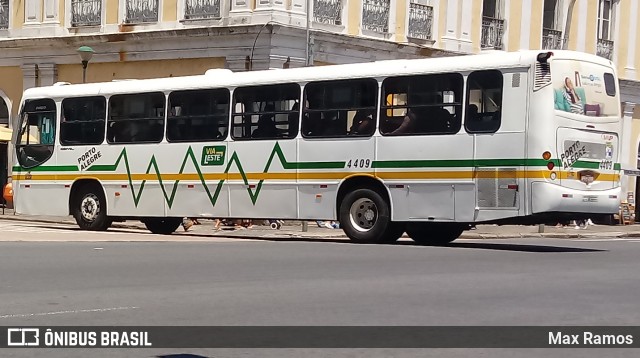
349,197 -> 378,232
80,194 -> 100,222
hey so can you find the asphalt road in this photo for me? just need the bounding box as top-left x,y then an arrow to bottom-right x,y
1,219 -> 639,358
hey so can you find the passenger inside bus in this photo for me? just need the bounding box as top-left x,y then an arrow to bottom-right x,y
252,104 -> 278,138
349,109 -> 375,135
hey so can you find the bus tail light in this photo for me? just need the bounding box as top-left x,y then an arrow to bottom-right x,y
562,194 -> 573,198
542,151 -> 551,160
546,162 -> 555,170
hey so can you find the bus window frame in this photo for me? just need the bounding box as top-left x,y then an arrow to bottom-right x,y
166,88 -> 231,143
301,78 -> 379,139
106,92 -> 166,145
464,69 -> 504,134
60,95 -> 107,146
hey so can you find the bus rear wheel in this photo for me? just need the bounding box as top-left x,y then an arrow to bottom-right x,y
406,223 -> 464,245
143,217 -> 182,235
339,188 -> 393,244
72,184 -> 112,231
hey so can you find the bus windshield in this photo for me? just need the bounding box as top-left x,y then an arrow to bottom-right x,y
15,98 -> 57,169
551,59 -> 619,119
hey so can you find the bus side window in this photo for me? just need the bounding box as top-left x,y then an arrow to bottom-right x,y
231,84 -> 300,141
464,70 -> 503,134
107,92 -> 165,144
302,78 -> 378,138
381,73 -> 463,136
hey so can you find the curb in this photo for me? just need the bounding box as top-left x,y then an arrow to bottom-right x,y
3,214 -> 640,240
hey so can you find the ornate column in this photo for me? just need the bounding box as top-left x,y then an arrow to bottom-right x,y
38,64 -> 58,86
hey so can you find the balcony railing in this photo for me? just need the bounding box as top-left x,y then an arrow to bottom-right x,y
362,0 -> 390,33
314,0 -> 342,25
481,16 -> 504,50
184,0 -> 220,20
407,3 -> 433,40
125,0 -> 158,24
542,28 -> 563,50
71,0 -> 102,27
597,38 -> 614,60
0,0 -> 8,30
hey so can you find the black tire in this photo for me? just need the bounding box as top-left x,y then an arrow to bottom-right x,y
406,223 -> 464,245
143,217 -> 182,235
381,222 -> 406,244
72,183 -> 112,231
339,188 -> 392,244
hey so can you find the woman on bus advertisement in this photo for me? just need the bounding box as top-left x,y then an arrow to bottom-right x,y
553,62 -> 618,117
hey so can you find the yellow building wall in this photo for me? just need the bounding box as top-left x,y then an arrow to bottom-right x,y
529,1 -> 543,50
0,67 -> 24,116
567,1 -> 579,51
470,0 -> 481,53
438,0 -> 446,48
617,0 -> 631,76
585,0 -> 597,54
11,0 -> 24,28
163,0 -> 178,22
395,0 -> 407,43
106,0 -> 119,24
56,58 -> 226,84
635,3 -> 640,78
59,0 -> 65,26
507,0 -> 523,51
347,0 -> 362,36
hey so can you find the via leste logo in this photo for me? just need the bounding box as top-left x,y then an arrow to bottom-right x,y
7,328 -> 40,346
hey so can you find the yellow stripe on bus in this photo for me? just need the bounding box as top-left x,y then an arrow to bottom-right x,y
13,170 -> 620,182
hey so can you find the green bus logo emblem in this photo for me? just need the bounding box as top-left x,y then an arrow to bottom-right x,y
201,146 -> 226,166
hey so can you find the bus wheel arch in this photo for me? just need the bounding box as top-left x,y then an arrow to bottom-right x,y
69,179 -> 112,231
336,176 -> 401,244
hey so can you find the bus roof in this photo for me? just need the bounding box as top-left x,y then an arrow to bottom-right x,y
23,50 -> 613,100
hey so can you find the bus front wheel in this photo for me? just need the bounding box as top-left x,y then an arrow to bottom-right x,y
339,188 -> 393,244
72,184 -> 112,231
406,223 -> 464,245
143,217 -> 182,235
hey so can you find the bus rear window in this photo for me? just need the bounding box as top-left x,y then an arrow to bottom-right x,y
604,73 -> 616,96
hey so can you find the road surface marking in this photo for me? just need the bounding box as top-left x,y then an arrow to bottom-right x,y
0,306 -> 139,319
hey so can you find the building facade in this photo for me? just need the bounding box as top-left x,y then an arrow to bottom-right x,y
1,0 -> 640,208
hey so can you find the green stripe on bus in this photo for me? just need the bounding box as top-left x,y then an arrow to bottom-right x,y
12,165 -> 79,172
372,159 -> 559,168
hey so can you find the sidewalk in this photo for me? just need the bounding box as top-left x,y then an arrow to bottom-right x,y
1,208 -> 640,240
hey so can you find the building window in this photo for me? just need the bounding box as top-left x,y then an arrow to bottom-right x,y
231,84 -> 300,140
184,0 -> 220,20
125,0 -> 158,24
167,89 -> 229,142
465,70 -> 503,134
407,0 -> 433,40
107,92 -> 165,144
313,0 -> 342,25
481,0 -> 504,50
0,0 -> 8,29
597,0 -> 614,60
362,0 -> 390,33
302,79 -> 378,138
380,73 -> 463,136
542,0 -> 563,50
61,96 -> 106,145
71,0 -> 102,26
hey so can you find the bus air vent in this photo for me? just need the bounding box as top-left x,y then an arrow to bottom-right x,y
534,62 -> 551,91
477,168 -> 519,208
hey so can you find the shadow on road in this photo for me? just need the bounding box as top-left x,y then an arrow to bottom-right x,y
24,223 -> 607,252
446,242 -> 606,253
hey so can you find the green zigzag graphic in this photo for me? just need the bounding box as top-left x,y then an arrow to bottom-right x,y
86,142 -> 345,208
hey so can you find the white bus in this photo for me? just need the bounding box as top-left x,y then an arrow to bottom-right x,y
11,50 -> 622,244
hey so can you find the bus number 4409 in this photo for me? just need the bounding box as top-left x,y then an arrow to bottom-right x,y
347,159 -> 371,169
599,160 -> 613,170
